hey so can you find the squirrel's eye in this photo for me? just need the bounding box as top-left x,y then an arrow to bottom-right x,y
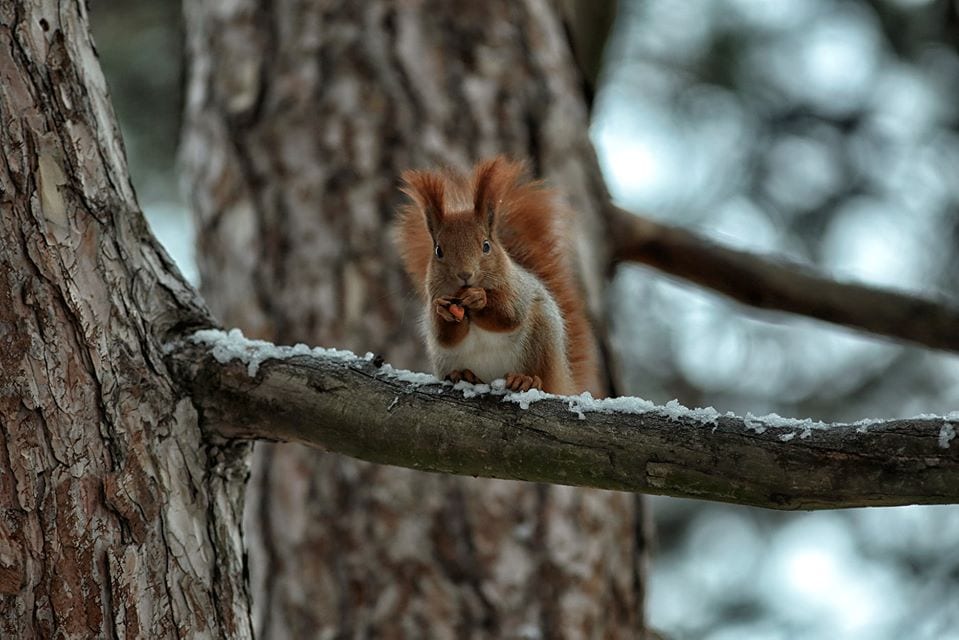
482,240 -> 491,254
434,245 -> 444,259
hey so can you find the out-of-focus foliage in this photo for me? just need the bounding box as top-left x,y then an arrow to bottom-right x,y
90,0 -> 959,638
596,0 -> 959,415
592,1 -> 959,638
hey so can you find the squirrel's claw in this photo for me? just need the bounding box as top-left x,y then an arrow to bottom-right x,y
504,373 -> 542,392
458,287 -> 487,311
446,369 -> 483,385
433,296 -> 460,322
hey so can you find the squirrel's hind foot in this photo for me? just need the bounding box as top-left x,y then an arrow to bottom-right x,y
445,369 -> 483,385
504,373 -> 542,392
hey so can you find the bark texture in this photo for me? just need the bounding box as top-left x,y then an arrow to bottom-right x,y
180,0 -> 640,637
169,332 -> 959,509
0,2 -> 250,638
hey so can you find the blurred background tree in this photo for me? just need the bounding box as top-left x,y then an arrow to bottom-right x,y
92,0 -> 196,282
91,0 -> 959,638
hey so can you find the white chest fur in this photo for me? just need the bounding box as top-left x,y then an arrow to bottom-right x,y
431,324 -> 526,383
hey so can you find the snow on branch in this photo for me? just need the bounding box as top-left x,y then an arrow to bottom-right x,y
166,330 -> 959,510
606,204 -> 959,356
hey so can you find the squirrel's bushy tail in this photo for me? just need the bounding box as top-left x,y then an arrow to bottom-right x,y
394,157 -> 601,395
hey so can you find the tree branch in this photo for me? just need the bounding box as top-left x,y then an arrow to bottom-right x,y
606,204 -> 959,355
167,330 -> 959,511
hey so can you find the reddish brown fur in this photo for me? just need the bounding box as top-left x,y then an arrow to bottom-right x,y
394,157 -> 600,394
468,286 -> 521,334
432,297 -> 471,346
395,171 -> 444,299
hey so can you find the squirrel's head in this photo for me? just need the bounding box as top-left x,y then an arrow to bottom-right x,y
401,158 -> 513,297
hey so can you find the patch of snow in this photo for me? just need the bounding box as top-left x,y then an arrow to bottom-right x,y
376,363 -> 439,387
503,388 -> 554,410
939,424 -> 956,449
187,328 -> 363,377
179,330 -> 959,443
756,412 -> 828,432
177,331 -> 732,428
744,414 -> 768,435
740,411 -> 839,439
567,392 -> 658,418
853,418 -> 879,433
453,380 -> 492,398
663,399 -> 722,425
499,388 -> 724,427
185,329 -> 447,387
917,411 -> 959,422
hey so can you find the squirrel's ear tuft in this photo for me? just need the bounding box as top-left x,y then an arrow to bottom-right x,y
473,156 -> 527,234
400,170 -> 445,238
472,157 -> 503,233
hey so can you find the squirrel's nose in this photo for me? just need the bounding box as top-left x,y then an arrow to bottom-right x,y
457,271 -> 473,283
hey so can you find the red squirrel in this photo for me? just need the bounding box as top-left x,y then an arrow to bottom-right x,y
394,156 -> 600,395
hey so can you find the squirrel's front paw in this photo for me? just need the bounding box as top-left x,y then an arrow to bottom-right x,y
504,373 -> 543,392
446,369 -> 483,384
458,287 -> 487,311
433,296 -> 464,322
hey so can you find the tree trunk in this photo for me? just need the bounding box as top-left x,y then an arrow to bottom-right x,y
0,1 -> 250,637
181,0 -> 643,637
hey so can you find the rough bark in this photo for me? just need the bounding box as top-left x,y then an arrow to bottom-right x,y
0,1 -> 250,638
167,332 -> 959,510
180,0 -> 641,638
608,204 -> 959,355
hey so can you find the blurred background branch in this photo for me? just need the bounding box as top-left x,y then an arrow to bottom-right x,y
607,203 -> 959,355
